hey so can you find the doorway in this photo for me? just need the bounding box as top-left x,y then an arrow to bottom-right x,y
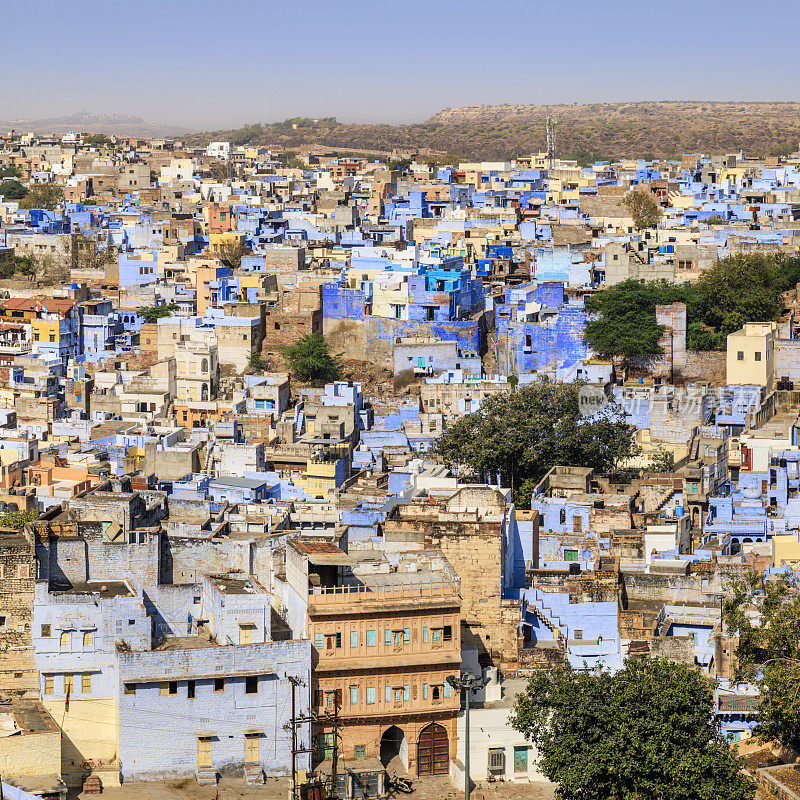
417,723 -> 448,775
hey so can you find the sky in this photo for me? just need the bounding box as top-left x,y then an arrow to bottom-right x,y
4,0 -> 800,131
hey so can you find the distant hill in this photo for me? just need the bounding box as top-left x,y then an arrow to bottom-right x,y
188,102 -> 800,162
0,112 -> 189,138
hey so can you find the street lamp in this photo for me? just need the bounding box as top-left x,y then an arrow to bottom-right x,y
447,672 -> 490,800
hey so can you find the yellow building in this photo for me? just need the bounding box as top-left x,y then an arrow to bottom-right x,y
772,532 -> 800,568
726,322 -> 777,392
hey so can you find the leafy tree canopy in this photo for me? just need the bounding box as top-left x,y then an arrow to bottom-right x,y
621,187 -> 663,230
18,184 -> 63,211
584,279 -> 689,359
248,352 -> 268,373
510,658 -> 754,800
83,134 -> 112,146
137,302 -> 177,325
0,179 -> 28,200
280,333 -> 342,385
0,508 -> 39,530
723,570 -> 800,751
434,381 -> 635,502
586,253 -> 800,357
0,165 -> 21,179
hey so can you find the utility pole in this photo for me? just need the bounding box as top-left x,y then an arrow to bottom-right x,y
447,672 -> 489,800
288,675 -> 302,800
330,690 -> 340,800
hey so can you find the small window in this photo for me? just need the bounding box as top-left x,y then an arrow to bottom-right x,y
82,673 -> 92,693
187,680 -> 196,699
443,625 -> 452,642
41,624 -> 51,637
124,683 -> 136,695
354,744 -> 366,758
737,351 -> 744,361
366,630 -> 376,647
83,630 -> 93,647
60,631 -> 70,648
245,676 -> 258,694
422,683 -> 429,700
214,678 -> 225,692
350,630 -> 358,648
403,628 -> 410,644
366,687 -> 376,704
314,633 -> 324,650
574,630 -> 583,640
754,352 -> 762,362
44,675 -> 54,695
169,681 -> 178,695
350,686 -> 358,705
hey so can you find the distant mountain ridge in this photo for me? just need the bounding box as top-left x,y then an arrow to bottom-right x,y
189,101 -> 800,161
0,112 -> 189,138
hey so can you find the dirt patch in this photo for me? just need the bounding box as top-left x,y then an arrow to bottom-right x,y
340,359 -> 396,397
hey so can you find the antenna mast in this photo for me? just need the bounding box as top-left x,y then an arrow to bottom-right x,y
546,116 -> 556,170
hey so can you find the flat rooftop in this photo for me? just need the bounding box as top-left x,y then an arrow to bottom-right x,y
51,580 -> 133,599
207,574 -> 260,595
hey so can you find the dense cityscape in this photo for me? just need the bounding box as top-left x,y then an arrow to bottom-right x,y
1,116 -> 800,800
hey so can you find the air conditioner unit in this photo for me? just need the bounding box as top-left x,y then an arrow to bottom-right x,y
488,748 -> 505,773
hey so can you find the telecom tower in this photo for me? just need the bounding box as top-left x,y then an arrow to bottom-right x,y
546,115 -> 556,170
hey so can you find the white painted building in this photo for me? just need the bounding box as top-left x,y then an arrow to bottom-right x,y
450,661 -> 551,789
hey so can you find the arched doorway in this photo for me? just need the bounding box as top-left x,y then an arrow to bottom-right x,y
417,723 -> 448,775
380,726 -> 407,772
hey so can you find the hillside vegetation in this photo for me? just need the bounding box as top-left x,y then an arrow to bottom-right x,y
187,102 -> 800,161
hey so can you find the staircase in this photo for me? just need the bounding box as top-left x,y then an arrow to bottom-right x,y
83,774 -> 103,795
244,764 -> 265,785
197,769 -> 218,787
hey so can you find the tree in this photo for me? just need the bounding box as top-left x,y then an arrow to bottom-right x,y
0,179 -> 28,200
280,334 -> 342,385
209,161 -> 229,182
434,382 -> 635,500
74,233 -> 117,272
389,158 -> 413,173
248,352 -> 268,373
510,659 -> 754,800
693,253 -> 782,338
0,165 -> 21,179
18,184 -> 63,211
584,279 -> 690,360
723,570 -> 800,751
643,448 -> 676,473
137,302 -> 178,325
0,508 -> 39,530
215,239 -> 250,268
83,133 -> 112,147
621,187 -> 663,230
587,254 -> 791,356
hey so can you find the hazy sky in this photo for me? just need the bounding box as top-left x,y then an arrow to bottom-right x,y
4,0 -> 800,131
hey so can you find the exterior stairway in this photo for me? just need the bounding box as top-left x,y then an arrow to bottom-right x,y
244,764 -> 265,785
197,769 -> 218,786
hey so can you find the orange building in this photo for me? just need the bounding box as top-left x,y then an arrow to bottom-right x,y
303,543 -> 462,777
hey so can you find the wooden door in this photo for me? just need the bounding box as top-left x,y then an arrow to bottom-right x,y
239,623 -> 254,644
417,723 -> 449,775
245,733 -> 260,763
198,737 -> 213,767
